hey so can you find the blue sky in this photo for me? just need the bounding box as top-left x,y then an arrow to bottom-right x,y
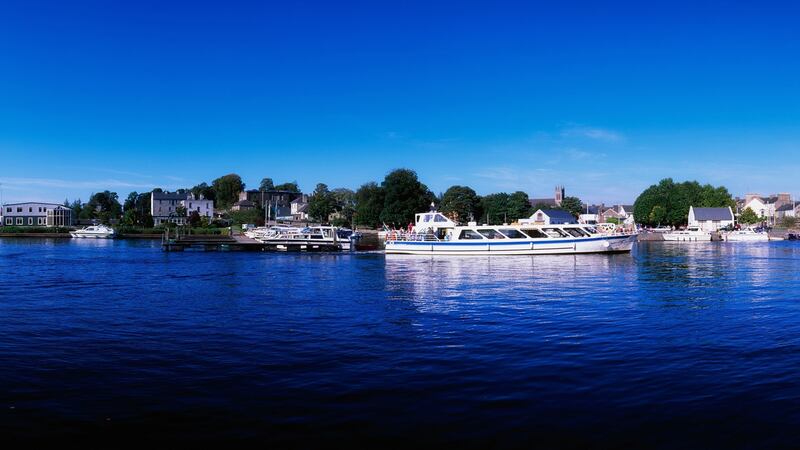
1,0 -> 799,205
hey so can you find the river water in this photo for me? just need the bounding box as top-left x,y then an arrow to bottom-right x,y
2,238 -> 800,447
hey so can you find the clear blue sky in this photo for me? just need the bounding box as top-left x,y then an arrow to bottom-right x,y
1,0 -> 799,205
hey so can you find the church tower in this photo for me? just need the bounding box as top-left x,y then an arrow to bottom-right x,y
555,185 -> 565,206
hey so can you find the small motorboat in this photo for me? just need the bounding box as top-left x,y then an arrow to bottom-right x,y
70,225 -> 116,239
662,226 -> 712,242
723,227 -> 769,242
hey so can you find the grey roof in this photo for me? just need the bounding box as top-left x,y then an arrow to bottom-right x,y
538,209 -> 577,223
152,192 -> 187,201
621,205 -> 634,212
692,207 -> 733,221
777,203 -> 795,212
2,202 -> 66,207
529,198 -> 557,206
234,200 -> 255,207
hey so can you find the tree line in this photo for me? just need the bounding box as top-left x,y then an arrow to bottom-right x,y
633,178 -> 736,227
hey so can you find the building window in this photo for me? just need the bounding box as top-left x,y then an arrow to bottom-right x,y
5,207 -> 10,213
5,218 -> 11,225
28,217 -> 33,225
16,218 -> 23,225
17,207 -> 22,212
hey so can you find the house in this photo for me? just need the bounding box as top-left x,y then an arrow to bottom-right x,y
529,185 -> 565,209
742,193 -> 793,225
519,209 -> 577,225
151,192 -> 214,226
1,202 -> 73,227
688,206 -> 734,231
239,189 -> 304,210
776,203 -> 796,220
290,196 -> 309,221
601,208 -> 624,223
231,199 -> 256,211
578,204 -> 603,224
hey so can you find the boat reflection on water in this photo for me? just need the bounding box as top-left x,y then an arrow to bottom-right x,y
383,253 -> 638,314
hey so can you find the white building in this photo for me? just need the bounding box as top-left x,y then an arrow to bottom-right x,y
519,209 -> 578,225
1,202 -> 73,227
151,192 -> 214,226
688,206 -> 734,231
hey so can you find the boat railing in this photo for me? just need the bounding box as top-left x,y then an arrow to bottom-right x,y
385,231 -> 440,242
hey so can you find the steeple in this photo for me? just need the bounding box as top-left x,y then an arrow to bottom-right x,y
555,185 -> 565,206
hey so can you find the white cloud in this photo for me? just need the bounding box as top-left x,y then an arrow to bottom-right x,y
561,126 -> 625,143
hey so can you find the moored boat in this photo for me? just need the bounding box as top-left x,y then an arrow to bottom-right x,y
723,227 -> 770,242
385,209 -> 637,256
662,226 -> 712,242
70,225 -> 116,239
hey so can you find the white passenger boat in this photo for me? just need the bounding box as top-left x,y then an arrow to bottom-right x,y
255,226 -> 359,250
385,209 -> 637,256
70,225 -> 116,239
662,226 -> 712,242
723,227 -> 770,242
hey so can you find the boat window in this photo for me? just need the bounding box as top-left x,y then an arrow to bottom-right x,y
563,228 -> 589,237
542,227 -> 569,238
477,229 -> 506,239
434,214 -> 448,222
582,226 -> 599,234
424,214 -> 432,222
521,228 -> 548,238
459,229 -> 485,240
498,229 -> 527,239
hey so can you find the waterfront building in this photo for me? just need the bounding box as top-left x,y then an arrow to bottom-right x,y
687,206 -> 735,231
742,193 -> 792,226
519,209 -> 578,226
231,199 -> 256,211
1,202 -> 73,227
290,196 -> 309,221
151,192 -> 214,226
776,204 -> 795,220
239,189 -> 304,210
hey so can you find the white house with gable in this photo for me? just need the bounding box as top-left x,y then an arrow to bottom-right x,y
688,206 -> 734,231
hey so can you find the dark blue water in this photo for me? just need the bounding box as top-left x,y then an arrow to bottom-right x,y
2,238 -> 800,447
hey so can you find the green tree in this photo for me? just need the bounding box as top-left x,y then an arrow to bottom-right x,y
212,174 -> 244,209
332,188 -> 356,225
308,183 -> 336,223
780,216 -> 797,229
85,191 -> 123,224
191,182 -> 215,201
354,182 -> 385,228
739,207 -> 760,224
481,193 -> 510,225
188,210 -> 202,228
259,178 -> 275,191
507,191 -> 532,222
440,185 -> 480,224
380,169 -> 435,227
559,196 -> 583,218
274,181 -> 300,192
634,178 -> 735,227
649,205 -> 667,225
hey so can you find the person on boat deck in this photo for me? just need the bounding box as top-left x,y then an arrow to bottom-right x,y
407,222 -> 413,232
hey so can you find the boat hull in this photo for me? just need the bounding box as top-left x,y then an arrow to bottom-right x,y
385,234 -> 637,255
70,233 -> 114,239
662,233 -> 711,241
724,235 -> 769,242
